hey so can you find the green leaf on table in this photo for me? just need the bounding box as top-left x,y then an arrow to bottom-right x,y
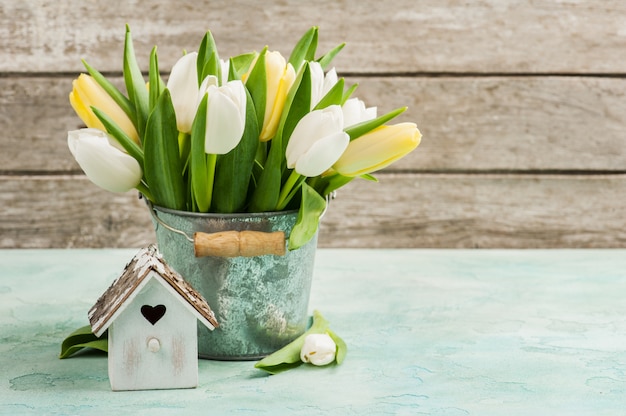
327,328 -> 347,365
144,89 -> 186,210
345,106 -> 407,141
255,310 -> 346,374
213,89 -> 259,212
288,182 -> 326,250
59,325 -> 107,359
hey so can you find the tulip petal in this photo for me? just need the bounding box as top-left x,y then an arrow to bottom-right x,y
309,61 -> 325,109
333,123 -> 421,176
286,105 -> 344,169
294,131 -> 349,177
68,129 -> 142,193
342,97 -> 377,128
72,74 -> 139,143
205,84 -> 245,154
167,52 -> 199,133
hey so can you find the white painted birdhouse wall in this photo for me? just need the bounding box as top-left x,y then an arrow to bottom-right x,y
107,274 -> 199,391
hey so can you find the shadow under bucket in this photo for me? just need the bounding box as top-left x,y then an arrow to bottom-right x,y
149,204 -> 317,360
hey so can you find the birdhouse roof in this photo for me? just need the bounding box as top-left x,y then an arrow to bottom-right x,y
88,245 -> 218,337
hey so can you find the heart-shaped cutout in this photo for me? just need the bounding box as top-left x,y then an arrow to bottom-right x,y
141,304 -> 166,325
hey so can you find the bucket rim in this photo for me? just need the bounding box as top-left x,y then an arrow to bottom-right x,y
151,204 -> 299,219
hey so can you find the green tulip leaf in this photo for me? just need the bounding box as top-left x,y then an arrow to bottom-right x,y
317,42 -> 346,70
245,48 -> 268,134
189,94 -> 212,212
196,31 -> 220,85
345,106 -> 407,141
342,83 -> 359,105
149,46 -> 165,112
288,182 -> 325,250
248,140 -> 282,212
144,89 -> 186,210
92,107 -> 144,168
123,25 -> 149,138
288,26 -> 318,72
59,325 -> 107,359
213,89 -> 259,213
230,52 -> 257,79
312,173 -> 353,197
276,63 -> 312,157
313,78 -> 345,110
360,173 -> 378,182
202,52 -> 221,85
82,59 -> 135,124
255,310 -> 335,374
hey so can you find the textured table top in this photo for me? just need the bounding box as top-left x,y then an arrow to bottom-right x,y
1,249 -> 626,415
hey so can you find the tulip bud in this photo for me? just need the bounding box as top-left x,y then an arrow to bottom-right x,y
342,98 -> 377,128
202,80 -> 247,154
285,105 -> 349,177
310,62 -> 338,109
259,51 -> 296,142
67,128 -> 142,193
69,74 -> 139,144
167,52 -> 200,133
300,333 -> 337,366
333,123 -> 421,177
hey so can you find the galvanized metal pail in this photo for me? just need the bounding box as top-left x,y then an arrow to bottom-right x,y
149,205 -> 317,360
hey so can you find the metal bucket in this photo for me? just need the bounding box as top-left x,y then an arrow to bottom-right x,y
149,204 -> 317,360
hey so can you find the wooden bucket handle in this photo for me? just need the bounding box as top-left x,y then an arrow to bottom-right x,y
193,230 -> 286,258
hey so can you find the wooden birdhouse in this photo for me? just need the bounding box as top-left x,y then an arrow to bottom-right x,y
88,245 -> 218,391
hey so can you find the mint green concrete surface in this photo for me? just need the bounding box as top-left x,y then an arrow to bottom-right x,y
1,249 -> 626,415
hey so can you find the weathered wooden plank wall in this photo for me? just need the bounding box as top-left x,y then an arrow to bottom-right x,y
1,0 -> 625,248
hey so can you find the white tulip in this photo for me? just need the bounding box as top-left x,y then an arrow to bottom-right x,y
67,128 -> 142,193
219,58 -> 230,86
202,79 -> 247,154
167,52 -> 199,133
300,333 -> 337,366
285,105 -> 349,177
310,61 -> 339,109
342,98 -> 377,128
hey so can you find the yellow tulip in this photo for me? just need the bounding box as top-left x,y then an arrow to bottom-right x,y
246,51 -> 296,142
332,123 -> 421,177
69,74 -> 139,144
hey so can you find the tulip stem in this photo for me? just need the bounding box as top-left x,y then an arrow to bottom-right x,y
276,170 -> 302,211
205,153 -> 218,211
136,182 -> 153,202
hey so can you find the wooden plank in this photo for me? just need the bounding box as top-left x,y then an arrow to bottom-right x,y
322,173 -> 626,248
1,174 -> 625,249
2,75 -> 626,173
0,176 -> 154,248
1,0 -> 625,74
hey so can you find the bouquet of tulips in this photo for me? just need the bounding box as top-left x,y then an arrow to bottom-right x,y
67,26 -> 421,249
